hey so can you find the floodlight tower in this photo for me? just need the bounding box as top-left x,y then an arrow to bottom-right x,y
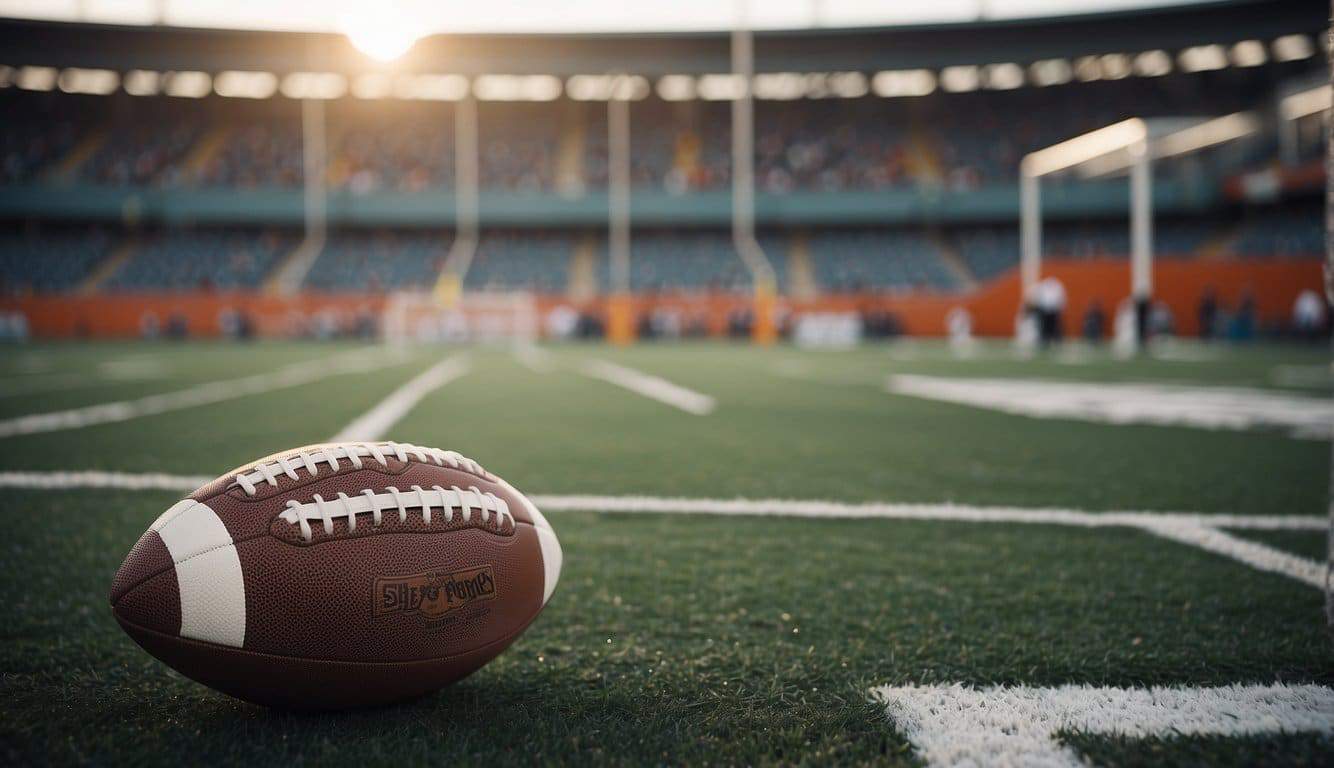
731,4 -> 778,344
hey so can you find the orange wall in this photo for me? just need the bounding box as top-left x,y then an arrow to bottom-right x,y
1,258 -> 1321,339
0,292 -> 387,338
963,259 -> 1323,337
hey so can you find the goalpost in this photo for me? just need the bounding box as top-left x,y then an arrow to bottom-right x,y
382,291 -> 539,344
1019,113 -> 1260,348
731,20 -> 779,345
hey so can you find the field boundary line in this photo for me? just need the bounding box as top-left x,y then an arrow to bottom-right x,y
0,347 -> 412,439
581,360 -> 716,415
0,472 -> 1322,588
329,355 -> 471,442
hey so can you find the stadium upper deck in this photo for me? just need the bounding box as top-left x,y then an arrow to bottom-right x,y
0,0 -> 1325,307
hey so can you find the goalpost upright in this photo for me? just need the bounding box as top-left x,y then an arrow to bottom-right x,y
606,74 -> 636,344
437,91 -> 480,305
731,15 -> 778,344
1020,113 -> 1260,347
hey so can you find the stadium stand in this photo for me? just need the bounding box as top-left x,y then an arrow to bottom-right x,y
0,13 -> 1324,315
953,227 -> 1022,282
0,225 -> 113,294
0,92 -> 84,183
479,103 -> 559,193
193,119 -> 304,188
0,67 -> 1308,195
104,229 -> 294,291
1230,203 -> 1325,258
76,103 -> 205,187
303,230 -> 449,292
333,107 -> 455,193
597,231 -> 789,293
465,230 -> 575,293
808,229 -> 958,293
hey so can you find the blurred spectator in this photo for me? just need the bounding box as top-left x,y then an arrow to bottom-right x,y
1082,300 -> 1106,343
1229,291 -> 1256,341
1198,289 -> 1218,340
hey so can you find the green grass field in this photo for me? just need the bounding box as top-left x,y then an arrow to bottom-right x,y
1,340 -> 1331,766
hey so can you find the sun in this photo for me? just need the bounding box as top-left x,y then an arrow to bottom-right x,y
341,4 -> 420,63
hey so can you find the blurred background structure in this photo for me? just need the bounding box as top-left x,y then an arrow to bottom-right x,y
0,0 -> 1326,345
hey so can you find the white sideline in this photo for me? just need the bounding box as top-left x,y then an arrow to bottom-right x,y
581,360 -> 716,415
0,472 -> 1322,589
329,355 -> 470,441
872,682 -> 1334,768
0,347 -> 409,439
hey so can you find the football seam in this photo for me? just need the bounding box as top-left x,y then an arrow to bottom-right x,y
209,463 -> 407,503
206,461 -> 496,504
271,521 -> 527,547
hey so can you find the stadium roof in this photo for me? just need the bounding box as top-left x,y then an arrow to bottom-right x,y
0,0 -> 1264,35
0,0 -> 1321,77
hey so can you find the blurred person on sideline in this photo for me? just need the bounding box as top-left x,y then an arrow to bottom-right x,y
1082,299 -> 1106,343
1036,276 -> 1066,347
1292,289 -> 1326,340
1229,290 -> 1256,341
1197,288 -> 1218,340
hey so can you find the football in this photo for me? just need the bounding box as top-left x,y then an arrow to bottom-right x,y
109,441 -> 562,709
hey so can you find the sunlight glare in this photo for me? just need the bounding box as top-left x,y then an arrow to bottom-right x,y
341,4 -> 420,62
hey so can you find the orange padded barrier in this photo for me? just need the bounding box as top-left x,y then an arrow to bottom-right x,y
1,258 -> 1320,340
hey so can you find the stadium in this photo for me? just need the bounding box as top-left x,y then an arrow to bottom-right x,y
1,0 -> 1332,764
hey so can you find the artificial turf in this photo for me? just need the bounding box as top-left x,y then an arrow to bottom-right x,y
0,340 -> 1330,766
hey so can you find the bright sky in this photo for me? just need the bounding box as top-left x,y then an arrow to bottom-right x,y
0,0 -> 1203,34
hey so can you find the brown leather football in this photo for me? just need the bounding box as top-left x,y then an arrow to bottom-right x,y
109,441 -> 562,709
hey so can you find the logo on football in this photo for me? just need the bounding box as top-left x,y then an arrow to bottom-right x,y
375,565 -> 498,621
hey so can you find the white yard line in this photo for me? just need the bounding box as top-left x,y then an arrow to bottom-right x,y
1271,364 -> 1333,389
0,475 -> 1318,531
329,355 -> 471,441
888,374 -> 1334,439
872,683 -> 1334,768
528,494 -> 1325,531
581,360 -> 716,415
512,344 -> 555,374
0,347 -> 409,439
0,471 -> 1321,588
0,470 -> 212,492
1141,522 -> 1326,589
98,356 -> 170,380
